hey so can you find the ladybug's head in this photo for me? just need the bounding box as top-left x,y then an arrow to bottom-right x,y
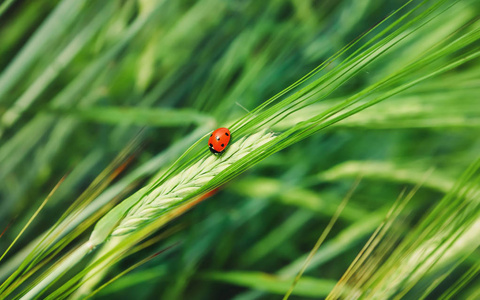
209,143 -> 220,154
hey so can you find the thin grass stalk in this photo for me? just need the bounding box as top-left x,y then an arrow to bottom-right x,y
0,176 -> 64,263
419,239 -> 480,300
364,159 -> 480,298
19,243 -> 91,300
439,258 -> 480,300
327,181 -> 422,299
283,178 -> 358,300
374,160 -> 480,283
393,177 -> 480,298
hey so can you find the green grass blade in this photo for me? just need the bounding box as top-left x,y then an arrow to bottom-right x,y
202,271 -> 336,298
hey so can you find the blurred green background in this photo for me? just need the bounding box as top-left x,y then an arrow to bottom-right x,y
0,0 -> 479,299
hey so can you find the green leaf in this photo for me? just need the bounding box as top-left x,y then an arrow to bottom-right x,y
61,107 -> 213,127
318,160 -> 455,193
201,271 -> 336,297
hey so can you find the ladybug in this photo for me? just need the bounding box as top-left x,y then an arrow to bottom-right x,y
208,127 -> 231,154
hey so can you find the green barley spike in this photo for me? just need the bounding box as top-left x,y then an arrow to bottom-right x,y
110,130 -> 275,237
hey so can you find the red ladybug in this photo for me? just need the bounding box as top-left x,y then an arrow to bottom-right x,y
208,127 -> 231,154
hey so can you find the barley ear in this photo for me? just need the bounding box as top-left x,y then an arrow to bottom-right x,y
89,186 -> 149,246
110,130 -> 275,237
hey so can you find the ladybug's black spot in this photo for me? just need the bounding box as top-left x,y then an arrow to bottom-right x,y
216,136 -> 220,141
221,144 -> 224,147
209,143 -> 213,147
210,134 -> 212,137
225,132 -> 229,136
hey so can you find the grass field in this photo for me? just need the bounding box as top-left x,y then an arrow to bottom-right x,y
0,0 -> 479,299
